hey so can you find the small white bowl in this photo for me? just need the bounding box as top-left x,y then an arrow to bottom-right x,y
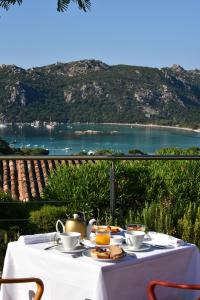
110,235 -> 124,245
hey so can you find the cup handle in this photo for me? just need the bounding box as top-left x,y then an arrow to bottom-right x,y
75,238 -> 80,247
56,220 -> 65,233
127,237 -> 133,246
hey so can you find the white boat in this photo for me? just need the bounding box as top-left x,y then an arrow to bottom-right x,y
46,118 -> 56,130
46,123 -> 55,129
31,121 -> 40,128
0,123 -> 7,128
88,150 -> 95,155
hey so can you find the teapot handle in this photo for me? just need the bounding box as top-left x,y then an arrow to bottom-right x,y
56,219 -> 65,233
86,218 -> 96,238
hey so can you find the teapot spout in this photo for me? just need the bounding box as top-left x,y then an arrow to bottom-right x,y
86,219 -> 96,239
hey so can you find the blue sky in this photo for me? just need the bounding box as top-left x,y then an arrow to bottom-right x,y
0,0 -> 200,69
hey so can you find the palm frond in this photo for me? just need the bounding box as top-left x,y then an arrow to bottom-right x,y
0,0 -> 91,12
57,0 -> 91,12
57,0 -> 70,12
0,0 -> 22,10
75,0 -> 91,12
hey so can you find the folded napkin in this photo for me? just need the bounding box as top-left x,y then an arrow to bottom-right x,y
147,232 -> 185,248
18,232 -> 59,245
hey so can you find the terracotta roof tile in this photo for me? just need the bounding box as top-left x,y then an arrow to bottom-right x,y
0,159 -> 95,201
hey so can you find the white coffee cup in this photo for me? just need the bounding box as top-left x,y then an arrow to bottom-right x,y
125,231 -> 145,249
60,232 -> 81,250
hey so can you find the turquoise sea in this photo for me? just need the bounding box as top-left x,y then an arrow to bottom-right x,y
1,123 -> 200,155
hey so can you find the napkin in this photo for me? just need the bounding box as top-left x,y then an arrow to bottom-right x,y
18,232 -> 59,245
147,232 -> 185,248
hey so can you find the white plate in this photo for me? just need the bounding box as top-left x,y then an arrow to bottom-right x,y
123,244 -> 152,252
82,249 -> 126,262
54,244 -> 85,254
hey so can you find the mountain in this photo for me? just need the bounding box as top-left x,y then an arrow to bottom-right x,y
0,59 -> 200,127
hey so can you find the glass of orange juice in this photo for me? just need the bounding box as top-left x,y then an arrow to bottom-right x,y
95,228 -> 110,245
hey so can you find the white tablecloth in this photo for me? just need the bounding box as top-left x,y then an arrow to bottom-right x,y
0,241 -> 200,300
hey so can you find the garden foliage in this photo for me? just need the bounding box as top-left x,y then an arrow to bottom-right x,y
40,148 -> 200,247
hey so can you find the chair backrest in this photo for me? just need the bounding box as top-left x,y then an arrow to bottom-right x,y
147,280 -> 200,300
0,277 -> 44,300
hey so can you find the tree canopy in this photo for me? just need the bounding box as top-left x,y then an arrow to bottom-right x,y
0,0 -> 91,12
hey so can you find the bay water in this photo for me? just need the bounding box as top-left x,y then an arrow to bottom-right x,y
1,123 -> 200,155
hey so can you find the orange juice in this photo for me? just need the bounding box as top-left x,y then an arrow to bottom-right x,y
95,230 -> 110,245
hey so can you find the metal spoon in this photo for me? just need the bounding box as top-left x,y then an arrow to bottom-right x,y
44,243 -> 61,250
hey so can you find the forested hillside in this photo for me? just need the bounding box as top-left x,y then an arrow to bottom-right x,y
0,60 -> 200,127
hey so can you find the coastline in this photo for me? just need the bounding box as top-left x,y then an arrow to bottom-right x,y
1,121 -> 200,133
100,123 -> 200,133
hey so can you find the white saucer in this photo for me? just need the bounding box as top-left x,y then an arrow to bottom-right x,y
54,244 -> 85,254
123,244 -> 151,252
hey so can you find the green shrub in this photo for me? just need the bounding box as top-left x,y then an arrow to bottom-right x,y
20,147 -> 49,155
93,149 -> 124,155
141,147 -> 200,205
0,227 -> 22,271
122,200 -> 200,246
0,138 -> 14,154
194,207 -> 200,247
178,202 -> 200,247
124,201 -> 175,234
42,152 -> 200,226
0,190 -> 29,230
114,161 -> 151,210
128,149 -> 145,155
42,162 -> 111,216
42,160 -> 154,222
29,205 -> 67,233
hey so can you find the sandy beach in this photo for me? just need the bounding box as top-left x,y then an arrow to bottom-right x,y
101,123 -> 200,133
